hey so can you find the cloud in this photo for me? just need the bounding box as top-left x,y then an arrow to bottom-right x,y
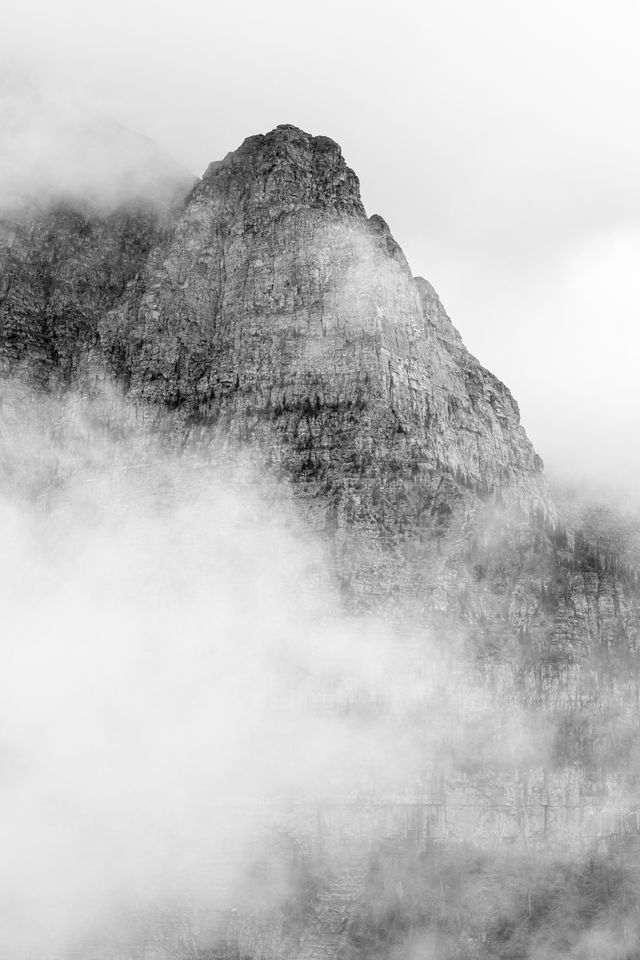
0,71 -> 191,210
0,380 -> 571,958
0,382 -> 427,956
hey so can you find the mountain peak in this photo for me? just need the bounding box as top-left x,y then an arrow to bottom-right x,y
95,126 -> 551,536
0,120 -> 551,528
200,124 -> 365,219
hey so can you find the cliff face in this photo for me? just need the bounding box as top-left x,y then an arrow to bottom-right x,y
1,125 -> 549,524
101,125 -> 547,505
0,203 -> 169,384
1,124 -> 555,610
3,123 -> 640,957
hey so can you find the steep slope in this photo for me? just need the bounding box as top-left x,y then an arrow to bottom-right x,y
101,125 -> 547,506
94,124 -> 554,614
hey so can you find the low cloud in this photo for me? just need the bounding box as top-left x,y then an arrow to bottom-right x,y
0,72 -> 191,211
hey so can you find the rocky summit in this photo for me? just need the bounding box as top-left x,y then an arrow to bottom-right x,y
3,124 -> 640,959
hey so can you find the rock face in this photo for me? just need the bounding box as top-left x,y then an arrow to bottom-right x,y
2,125 -> 547,516
93,124 -> 553,614
0,103 -> 191,385
3,123 -> 640,957
0,204 -> 169,384
102,125 -> 547,505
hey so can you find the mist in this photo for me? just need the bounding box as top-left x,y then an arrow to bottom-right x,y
0,73 -> 190,210
0,382 -> 447,956
0,383 -> 348,952
0,381 -> 638,959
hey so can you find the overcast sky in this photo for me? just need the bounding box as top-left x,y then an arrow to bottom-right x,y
3,0 -> 640,502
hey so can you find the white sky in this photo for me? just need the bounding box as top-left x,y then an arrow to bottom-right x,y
3,0 -> 640,500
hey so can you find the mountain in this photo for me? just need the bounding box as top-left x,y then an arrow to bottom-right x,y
2,123 -> 640,959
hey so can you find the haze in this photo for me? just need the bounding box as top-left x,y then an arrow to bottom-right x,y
0,384 -> 549,957
3,0 -> 640,500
